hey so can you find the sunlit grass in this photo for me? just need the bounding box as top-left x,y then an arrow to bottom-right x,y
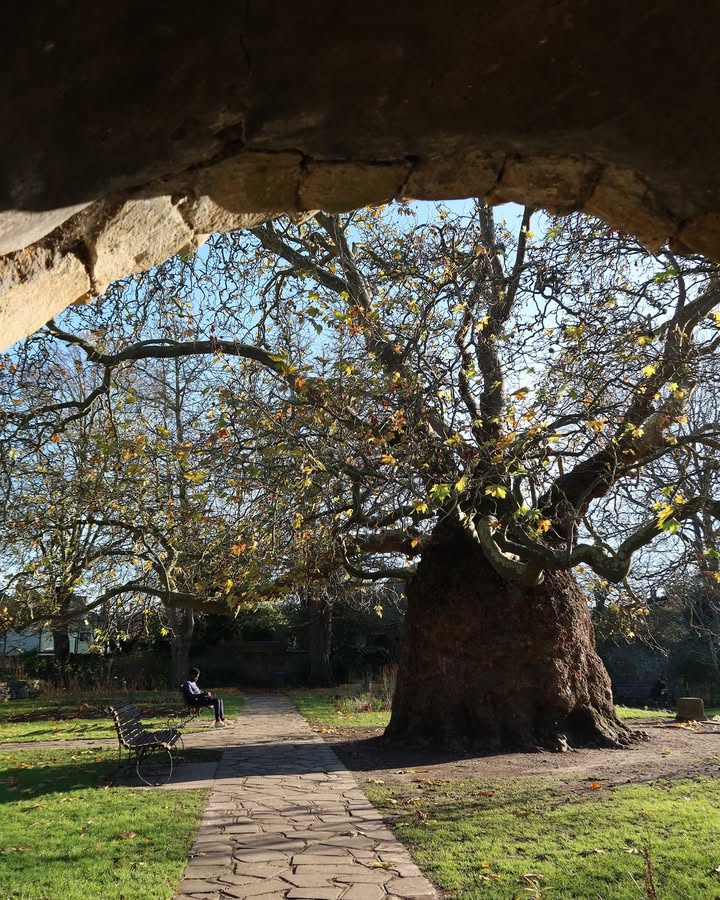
0,746 -> 206,899
292,691 -> 390,729
616,705 -> 720,720
0,689 -> 245,743
367,776 -> 720,899
293,692 -> 692,730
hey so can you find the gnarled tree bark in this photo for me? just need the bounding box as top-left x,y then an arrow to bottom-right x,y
386,516 -> 630,750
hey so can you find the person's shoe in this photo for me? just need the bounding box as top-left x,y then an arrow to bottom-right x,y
214,721 -> 226,728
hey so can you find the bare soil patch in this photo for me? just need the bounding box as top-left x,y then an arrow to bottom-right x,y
320,718 -> 720,790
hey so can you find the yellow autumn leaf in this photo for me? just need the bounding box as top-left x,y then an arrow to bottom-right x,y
537,518 -> 552,533
642,364 -> 657,378
455,475 -> 469,493
379,454 -> 397,465
485,485 -> 507,499
656,504 -> 675,527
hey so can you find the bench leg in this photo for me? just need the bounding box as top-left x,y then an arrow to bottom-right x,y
135,747 -> 174,787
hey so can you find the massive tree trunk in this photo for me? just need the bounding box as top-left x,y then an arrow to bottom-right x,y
168,606 -> 195,687
386,517 -> 630,750
306,594 -> 333,686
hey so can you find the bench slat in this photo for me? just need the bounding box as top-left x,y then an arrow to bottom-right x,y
109,706 -> 182,753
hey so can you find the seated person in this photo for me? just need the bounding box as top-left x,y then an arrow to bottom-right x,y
181,667 -> 228,728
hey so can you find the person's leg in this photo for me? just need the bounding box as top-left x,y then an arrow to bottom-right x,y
218,697 -> 224,721
212,697 -> 221,722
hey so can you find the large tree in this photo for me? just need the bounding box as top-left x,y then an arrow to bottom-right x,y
5,202 -> 720,748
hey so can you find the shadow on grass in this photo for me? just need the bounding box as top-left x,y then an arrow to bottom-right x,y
0,746 -> 223,800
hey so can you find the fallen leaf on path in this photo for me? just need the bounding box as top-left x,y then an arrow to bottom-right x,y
114,832 -> 137,840
589,781 -> 602,790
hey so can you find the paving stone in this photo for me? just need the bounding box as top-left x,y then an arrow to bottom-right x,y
286,889 -> 343,900
233,863 -> 288,879
385,876 -> 436,897
184,866 -> 230,878
217,874 -> 265,887
232,850 -> 290,863
280,872 -> 334,888
219,881 -> 288,899
293,864 -> 373,876
291,853 -> 367,866
293,845 -> 350,856
341,884 -> 386,900
335,871 -> 393,884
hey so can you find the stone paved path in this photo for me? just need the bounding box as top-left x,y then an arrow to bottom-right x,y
176,693 -> 437,899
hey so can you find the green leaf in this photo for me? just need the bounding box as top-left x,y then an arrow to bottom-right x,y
429,483 -> 452,502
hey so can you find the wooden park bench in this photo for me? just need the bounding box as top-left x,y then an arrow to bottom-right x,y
109,703 -> 184,786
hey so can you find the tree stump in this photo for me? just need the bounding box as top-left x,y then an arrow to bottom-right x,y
676,697 -> 707,721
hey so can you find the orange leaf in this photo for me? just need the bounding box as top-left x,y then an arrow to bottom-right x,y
589,781 -> 602,790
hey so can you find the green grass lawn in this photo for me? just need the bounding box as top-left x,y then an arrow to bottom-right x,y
0,689 -> 246,744
292,691 -> 391,728
616,705 -> 720,720
293,693 -> 699,730
367,776 -> 720,899
615,705 -> 674,720
0,745 -> 207,899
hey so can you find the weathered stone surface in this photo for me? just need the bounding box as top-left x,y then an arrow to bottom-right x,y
582,167 -> 672,252
299,162 -> 410,213
491,156 -> 596,215
286,889 -> 343,900
1,2 -> 720,349
196,153 -> 302,215
0,245 -> 90,348
674,213 -> 720,259
403,151 -> 502,201
92,196 -> 203,293
341,884 -> 387,900
222,880 -> 289,899
385,876 -> 437,898
0,203 -> 90,254
278,873 -> 333,888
